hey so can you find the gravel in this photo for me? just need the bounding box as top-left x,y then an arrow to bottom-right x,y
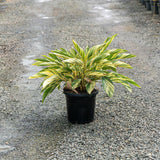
0,0 -> 160,159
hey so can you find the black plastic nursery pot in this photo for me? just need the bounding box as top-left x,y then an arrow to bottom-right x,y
158,3 -> 160,16
145,0 -> 151,10
64,89 -> 98,124
142,0 -> 146,5
150,0 -> 159,14
140,0 -> 145,5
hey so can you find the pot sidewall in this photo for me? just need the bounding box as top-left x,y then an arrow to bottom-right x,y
64,90 -> 98,124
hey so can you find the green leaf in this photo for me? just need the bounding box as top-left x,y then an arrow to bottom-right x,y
63,74 -> 74,80
86,70 -> 107,77
112,79 -> 132,92
29,73 -> 46,79
125,79 -> 141,88
109,73 -> 141,88
42,75 -> 57,88
29,70 -> 55,79
71,79 -> 81,89
87,43 -> 105,59
60,48 -> 67,53
34,58 -> 50,62
102,66 -> 117,72
113,61 -> 133,69
100,34 -> 117,53
42,55 -> 56,62
106,49 -> 127,60
120,80 -> 132,92
86,81 -> 96,94
51,49 -> 71,59
62,66 -> 72,73
42,65 -> 61,70
114,53 -> 136,60
42,87 -> 54,103
85,46 -> 90,53
70,48 -> 77,57
87,54 -> 105,68
41,79 -> 62,102
91,54 -> 105,65
118,74 -> 141,88
60,48 -> 74,57
104,37 -> 111,43
102,77 -> 114,97
63,58 -> 83,65
32,61 -> 55,66
42,82 -> 60,102
72,40 -> 86,61
57,85 -> 61,90
48,53 -> 62,62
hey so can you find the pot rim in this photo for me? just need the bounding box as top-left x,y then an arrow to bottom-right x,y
63,89 -> 98,97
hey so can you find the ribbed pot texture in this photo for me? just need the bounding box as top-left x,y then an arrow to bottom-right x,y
64,89 -> 98,124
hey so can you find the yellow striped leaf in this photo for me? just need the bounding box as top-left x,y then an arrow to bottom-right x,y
71,79 -> 81,89
42,75 -> 57,89
102,77 -> 114,97
86,81 -> 96,94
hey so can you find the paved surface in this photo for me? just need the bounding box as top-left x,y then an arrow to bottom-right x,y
0,0 -> 160,159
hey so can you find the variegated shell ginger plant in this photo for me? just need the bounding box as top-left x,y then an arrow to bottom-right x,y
29,34 -> 141,102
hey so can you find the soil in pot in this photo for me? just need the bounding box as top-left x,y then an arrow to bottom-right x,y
64,89 -> 98,124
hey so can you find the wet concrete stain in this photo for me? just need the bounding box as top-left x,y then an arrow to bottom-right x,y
0,145 -> 15,154
0,0 -> 6,2
0,4 -> 7,13
0,0 -> 6,11
35,0 -> 51,2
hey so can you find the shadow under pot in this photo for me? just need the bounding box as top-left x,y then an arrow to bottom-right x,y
64,89 -> 98,124
150,0 -> 159,14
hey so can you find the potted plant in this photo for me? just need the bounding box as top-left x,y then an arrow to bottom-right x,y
150,0 -> 159,14
29,35 -> 141,124
158,0 -> 160,16
145,0 -> 151,10
140,0 -> 146,5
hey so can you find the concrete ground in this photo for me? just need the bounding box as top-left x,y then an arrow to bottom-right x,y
0,0 -> 160,159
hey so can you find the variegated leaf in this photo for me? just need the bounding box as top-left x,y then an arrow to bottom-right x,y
86,81 -> 96,94
100,34 -> 117,53
86,70 -> 107,77
51,50 -> 71,59
72,40 -> 86,61
101,77 -> 114,97
114,53 -> 136,60
106,49 -> 127,60
42,75 -> 57,89
113,61 -> 133,69
71,79 -> 81,89
63,58 -> 83,65
32,61 -> 55,66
